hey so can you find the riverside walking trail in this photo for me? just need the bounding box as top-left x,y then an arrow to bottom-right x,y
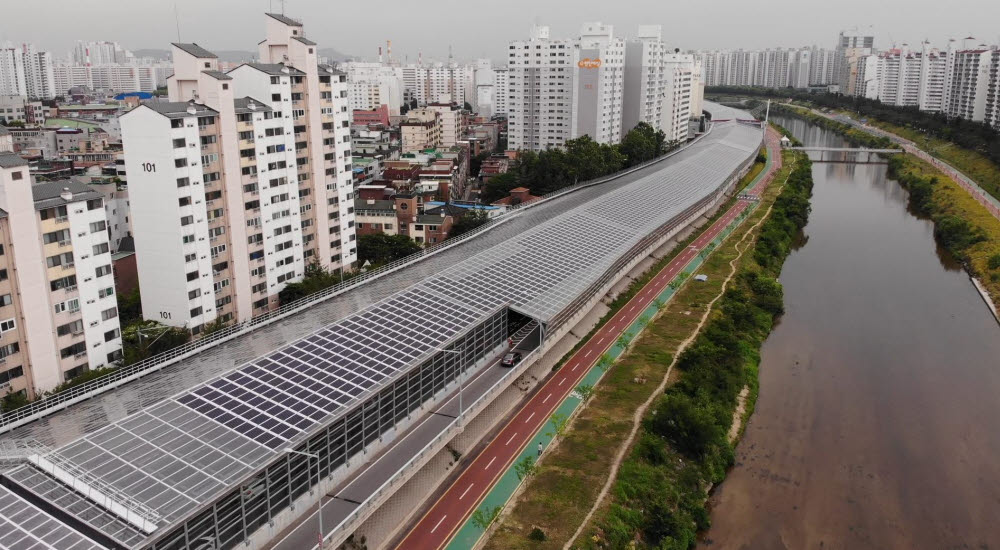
394,127 -> 782,550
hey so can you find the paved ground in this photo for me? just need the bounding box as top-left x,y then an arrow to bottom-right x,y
394,129 -> 781,550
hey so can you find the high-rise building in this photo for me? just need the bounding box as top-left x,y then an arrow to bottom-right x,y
0,43 -> 55,99
946,46 -> 997,122
662,52 -> 694,142
919,41 -> 948,112
71,40 -> 134,66
623,25 -> 666,133
572,22 -> 625,145
834,28 -> 876,96
0,150 -> 123,400
121,13 -> 356,331
508,25 -> 575,151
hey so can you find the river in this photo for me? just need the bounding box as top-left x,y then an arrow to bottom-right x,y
704,116 -> 1000,549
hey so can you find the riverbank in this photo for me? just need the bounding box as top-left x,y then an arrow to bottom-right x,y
769,104 -> 1000,313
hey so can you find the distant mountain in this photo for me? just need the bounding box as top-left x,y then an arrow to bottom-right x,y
132,47 -> 351,63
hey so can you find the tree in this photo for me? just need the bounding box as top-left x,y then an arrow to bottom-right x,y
615,333 -> 630,352
117,287 -> 143,325
514,454 -> 536,481
575,383 -> 595,401
471,504 -> 503,531
619,122 -> 659,166
597,353 -> 614,372
653,297 -> 667,311
357,233 -> 422,266
645,392 -> 726,459
121,320 -> 191,365
449,209 -> 490,238
547,412 -> 569,438
669,271 -> 690,291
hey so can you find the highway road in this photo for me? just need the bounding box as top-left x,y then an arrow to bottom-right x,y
394,128 -> 782,550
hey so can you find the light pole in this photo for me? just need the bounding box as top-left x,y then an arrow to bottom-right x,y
433,347 -> 464,424
285,448 -> 323,549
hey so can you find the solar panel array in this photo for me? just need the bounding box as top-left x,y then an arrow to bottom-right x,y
0,484 -> 106,550
1,104 -> 762,549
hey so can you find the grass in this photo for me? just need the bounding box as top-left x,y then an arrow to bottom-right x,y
483,151 -> 792,549
870,120 -> 1000,203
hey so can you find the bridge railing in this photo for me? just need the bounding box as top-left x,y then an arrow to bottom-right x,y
0,123 -> 718,434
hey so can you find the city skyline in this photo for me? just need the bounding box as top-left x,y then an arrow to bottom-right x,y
2,0 -> 999,64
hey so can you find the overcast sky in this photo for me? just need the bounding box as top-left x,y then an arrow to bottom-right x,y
3,0 -> 999,63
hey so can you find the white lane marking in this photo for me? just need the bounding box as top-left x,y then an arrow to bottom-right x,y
431,515 -> 447,533
525,412 -> 535,423
542,393 -> 552,404
505,433 -> 518,445
558,377 -> 566,386
597,337 -> 605,345
584,350 -> 592,358
459,484 -> 475,501
485,456 -> 497,470
570,363 -> 578,372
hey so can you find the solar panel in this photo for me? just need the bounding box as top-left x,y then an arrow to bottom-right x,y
2,104 -> 763,546
0,484 -> 106,550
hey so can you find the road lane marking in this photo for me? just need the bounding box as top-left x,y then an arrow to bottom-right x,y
431,515 -> 447,533
505,433 -> 518,445
584,350 -> 592,358
485,456 -> 497,470
558,377 -> 566,386
525,412 -> 535,423
570,363 -> 578,372
459,484 -> 475,500
597,337 -> 604,345
542,393 -> 552,404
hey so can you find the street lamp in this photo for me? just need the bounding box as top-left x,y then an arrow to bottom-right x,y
285,448 -> 324,549
433,347 -> 464,424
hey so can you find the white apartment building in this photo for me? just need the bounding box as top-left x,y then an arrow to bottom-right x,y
71,40 -> 134,66
835,28 -> 876,96
494,68 -> 509,116
427,99 -> 462,146
789,48 -> 812,88
340,61 -> 405,115
662,53 -> 694,142
400,108 -> 442,152
854,54 -> 880,99
946,47 -> 997,122
572,23 -> 625,145
52,63 -> 173,95
0,152 -> 123,399
919,41 -> 948,112
623,25 -> 666,133
508,25 -> 575,151
121,13 -> 356,331
0,43 -> 55,99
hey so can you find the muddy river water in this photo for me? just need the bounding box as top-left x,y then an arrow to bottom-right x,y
704,116 -> 1000,549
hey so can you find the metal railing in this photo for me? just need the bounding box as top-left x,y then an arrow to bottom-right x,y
0,123 -> 715,434
319,322 -> 543,548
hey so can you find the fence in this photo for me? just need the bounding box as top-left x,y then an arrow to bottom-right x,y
0,124 -> 716,434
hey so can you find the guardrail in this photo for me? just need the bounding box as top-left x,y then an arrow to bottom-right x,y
0,123 -> 717,435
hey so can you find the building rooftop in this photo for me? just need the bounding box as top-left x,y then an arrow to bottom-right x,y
233,96 -> 273,114
171,42 -> 217,59
0,151 -> 28,168
201,70 -> 232,81
265,12 -> 303,26
292,36 -> 317,46
354,198 -> 395,211
139,101 -> 219,119
32,180 -> 103,210
240,63 -> 306,76
415,213 -> 448,225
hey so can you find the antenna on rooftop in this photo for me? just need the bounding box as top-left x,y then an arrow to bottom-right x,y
174,2 -> 181,42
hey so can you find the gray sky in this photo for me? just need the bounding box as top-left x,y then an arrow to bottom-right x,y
2,0 -> 999,63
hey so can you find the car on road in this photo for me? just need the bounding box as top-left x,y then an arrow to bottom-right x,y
501,352 -> 522,367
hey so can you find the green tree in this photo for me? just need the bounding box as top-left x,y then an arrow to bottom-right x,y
117,288 -> 143,325
121,320 -> 191,365
615,333 -> 630,352
449,209 -> 490,238
597,353 -> 614,372
357,233 -> 421,266
471,504 -> 503,531
575,383 -> 595,401
547,412 -> 569,438
514,454 -> 536,481
645,392 -> 726,459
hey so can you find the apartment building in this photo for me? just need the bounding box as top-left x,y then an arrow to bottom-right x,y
662,52 -> 694,143
0,43 -> 55,99
121,12 -> 356,331
400,108 -> 442,152
572,23 -> 625,145
0,94 -> 46,125
623,25 -> 666,133
0,152 -> 122,399
427,100 -> 463,146
919,42 -> 948,112
835,28 -> 876,95
946,47 -> 996,122
507,25 -> 574,151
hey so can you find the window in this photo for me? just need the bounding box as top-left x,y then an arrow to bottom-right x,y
107,349 -> 123,363
190,306 -> 203,317
56,320 -> 84,337
271,93 -> 282,101
11,171 -> 23,181
104,328 -> 120,342
46,252 -> 74,268
39,206 -> 67,220
186,271 -> 199,282
173,138 -> 186,148
171,119 -> 184,129
50,275 -> 77,292
101,307 -> 118,321
174,158 -> 188,168
253,298 -> 269,309
0,366 -> 24,385
0,343 -> 20,360
200,135 -> 217,146
98,287 -> 114,299
95,265 -> 112,278
177,177 -> 190,187
92,243 -> 110,255
0,319 -> 14,332
43,229 -> 70,244
180,215 -> 194,226
178,196 -> 192,207
90,221 -> 107,233
188,288 -> 201,300
0,269 -> 6,281
182,234 -> 196,244
59,341 -> 86,359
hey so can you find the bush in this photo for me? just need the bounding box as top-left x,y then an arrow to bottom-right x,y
989,254 -> 1000,270
528,527 -> 546,541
